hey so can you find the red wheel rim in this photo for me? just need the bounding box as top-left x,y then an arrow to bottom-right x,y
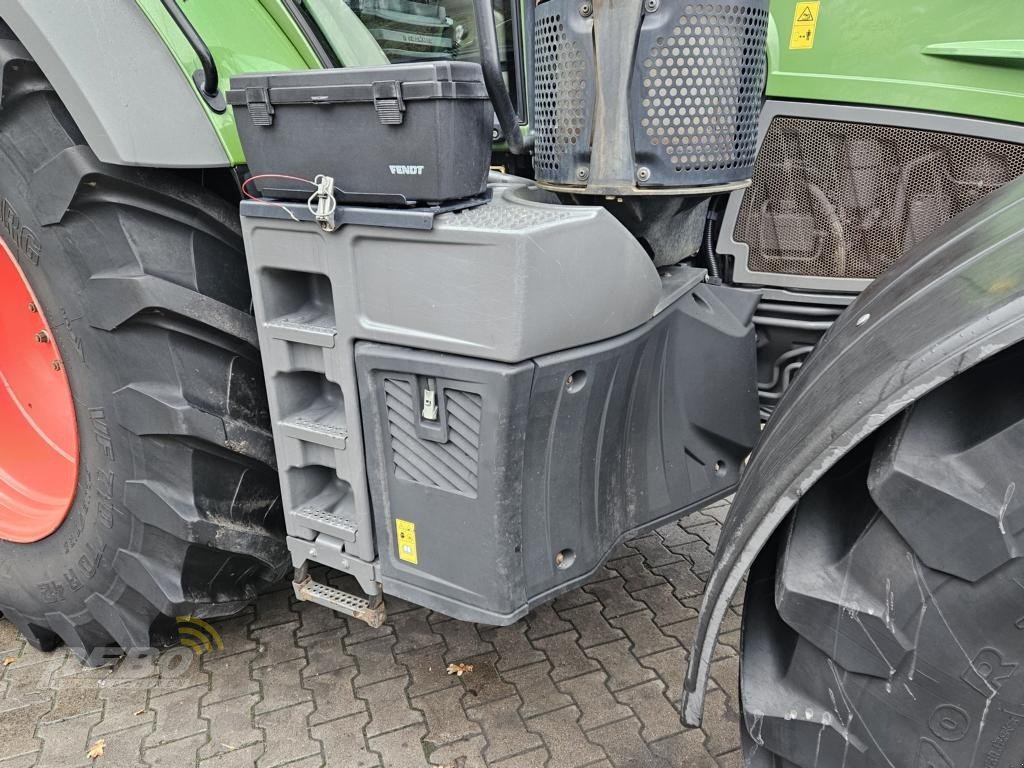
0,238 -> 78,542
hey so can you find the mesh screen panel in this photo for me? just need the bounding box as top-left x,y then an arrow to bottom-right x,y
736,116 -> 1024,280
638,2 -> 768,176
534,12 -> 589,176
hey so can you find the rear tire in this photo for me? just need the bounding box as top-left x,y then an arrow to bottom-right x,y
0,40 -> 287,660
739,344 -> 1024,767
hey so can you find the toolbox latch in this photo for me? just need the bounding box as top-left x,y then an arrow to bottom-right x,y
372,80 -> 405,125
245,87 -> 275,127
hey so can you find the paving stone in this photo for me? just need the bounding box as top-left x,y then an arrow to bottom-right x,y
556,672 -> 631,732
145,685 -> 207,747
629,584 -> 696,628
639,647 -> 688,705
503,662 -> 573,719
615,680 -> 683,741
0,499 -> 745,768
655,523 -> 700,550
586,716 -> 668,768
306,665 -> 365,725
551,588 -> 597,612
200,693 -> 261,759
523,605 -> 572,641
584,640 -> 656,691
254,701 -> 319,768
366,724 -> 430,768
360,675 -> 423,737
607,611 -> 676,658
310,712 -> 380,768
457,653 -> 516,708
670,541 -> 715,578
467,696 -> 543,762
605,554 -> 665,592
700,688 -> 741,757
530,632 -> 598,682
200,743 -> 264,768
651,561 -> 706,601
397,646 -> 459,699
93,683 -> 154,736
0,702 -> 48,759
557,603 -> 625,650
391,609 -> 443,654
34,711 -> 101,768
144,732 -> 207,767
250,590 -> 297,630
253,657 -> 312,713
202,650 -> 260,706
685,521 -> 721,553
91,723 -> 151,768
489,747 -> 549,768
414,686 -> 481,746
478,624 -> 544,672
627,535 -> 686,569
250,622 -> 303,670
582,579 -> 644,620
434,621 -> 494,663
426,735 -> 487,768
350,636 -> 408,689
299,630 -> 355,678
648,730 -> 719,768
525,706 -> 605,767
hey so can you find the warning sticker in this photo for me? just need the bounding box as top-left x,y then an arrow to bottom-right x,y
789,1 -> 820,49
396,518 -> 418,564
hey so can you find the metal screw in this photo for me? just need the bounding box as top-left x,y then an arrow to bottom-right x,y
566,374 -> 574,387
51,360 -> 62,371
636,166 -> 651,182
492,128 -> 501,141
575,166 -> 590,182
27,302 -> 37,313
35,330 -> 49,343
644,0 -> 660,11
579,2 -> 592,16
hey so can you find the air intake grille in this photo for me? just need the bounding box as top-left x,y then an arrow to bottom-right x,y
533,12 -> 590,176
383,379 -> 481,497
736,116 -> 1024,280
638,2 -> 768,176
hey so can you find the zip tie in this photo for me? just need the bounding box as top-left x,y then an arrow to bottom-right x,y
308,174 -> 337,232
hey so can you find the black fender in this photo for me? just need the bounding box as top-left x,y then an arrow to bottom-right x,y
682,175 -> 1024,724
0,0 -> 227,168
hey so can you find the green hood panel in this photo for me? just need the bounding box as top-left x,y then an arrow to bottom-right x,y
767,0 -> 1024,125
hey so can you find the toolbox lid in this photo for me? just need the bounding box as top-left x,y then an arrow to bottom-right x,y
227,61 -> 489,111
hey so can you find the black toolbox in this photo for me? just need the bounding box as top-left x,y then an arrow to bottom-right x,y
227,62 -> 493,205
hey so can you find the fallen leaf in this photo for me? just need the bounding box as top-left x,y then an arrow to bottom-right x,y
446,662 -> 474,677
2,657 -> 14,667
86,739 -> 106,760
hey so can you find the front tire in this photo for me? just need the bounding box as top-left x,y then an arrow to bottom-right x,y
739,343 -> 1024,767
0,39 -> 287,660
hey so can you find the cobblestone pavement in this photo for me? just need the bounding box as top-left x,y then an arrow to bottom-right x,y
0,500 -> 743,768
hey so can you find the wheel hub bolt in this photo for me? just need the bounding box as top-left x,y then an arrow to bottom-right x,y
35,330 -> 49,343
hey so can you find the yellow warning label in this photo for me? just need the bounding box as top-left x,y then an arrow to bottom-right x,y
396,519 -> 418,564
789,1 -> 820,49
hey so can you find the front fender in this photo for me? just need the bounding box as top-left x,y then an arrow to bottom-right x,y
682,175 -> 1024,725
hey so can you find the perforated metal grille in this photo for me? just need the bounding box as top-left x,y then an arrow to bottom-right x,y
533,13 -> 587,175
384,379 -> 481,496
737,116 -> 1024,279
640,3 -> 768,175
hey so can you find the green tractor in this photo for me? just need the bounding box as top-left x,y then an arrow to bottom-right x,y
0,1 -> 1022,765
